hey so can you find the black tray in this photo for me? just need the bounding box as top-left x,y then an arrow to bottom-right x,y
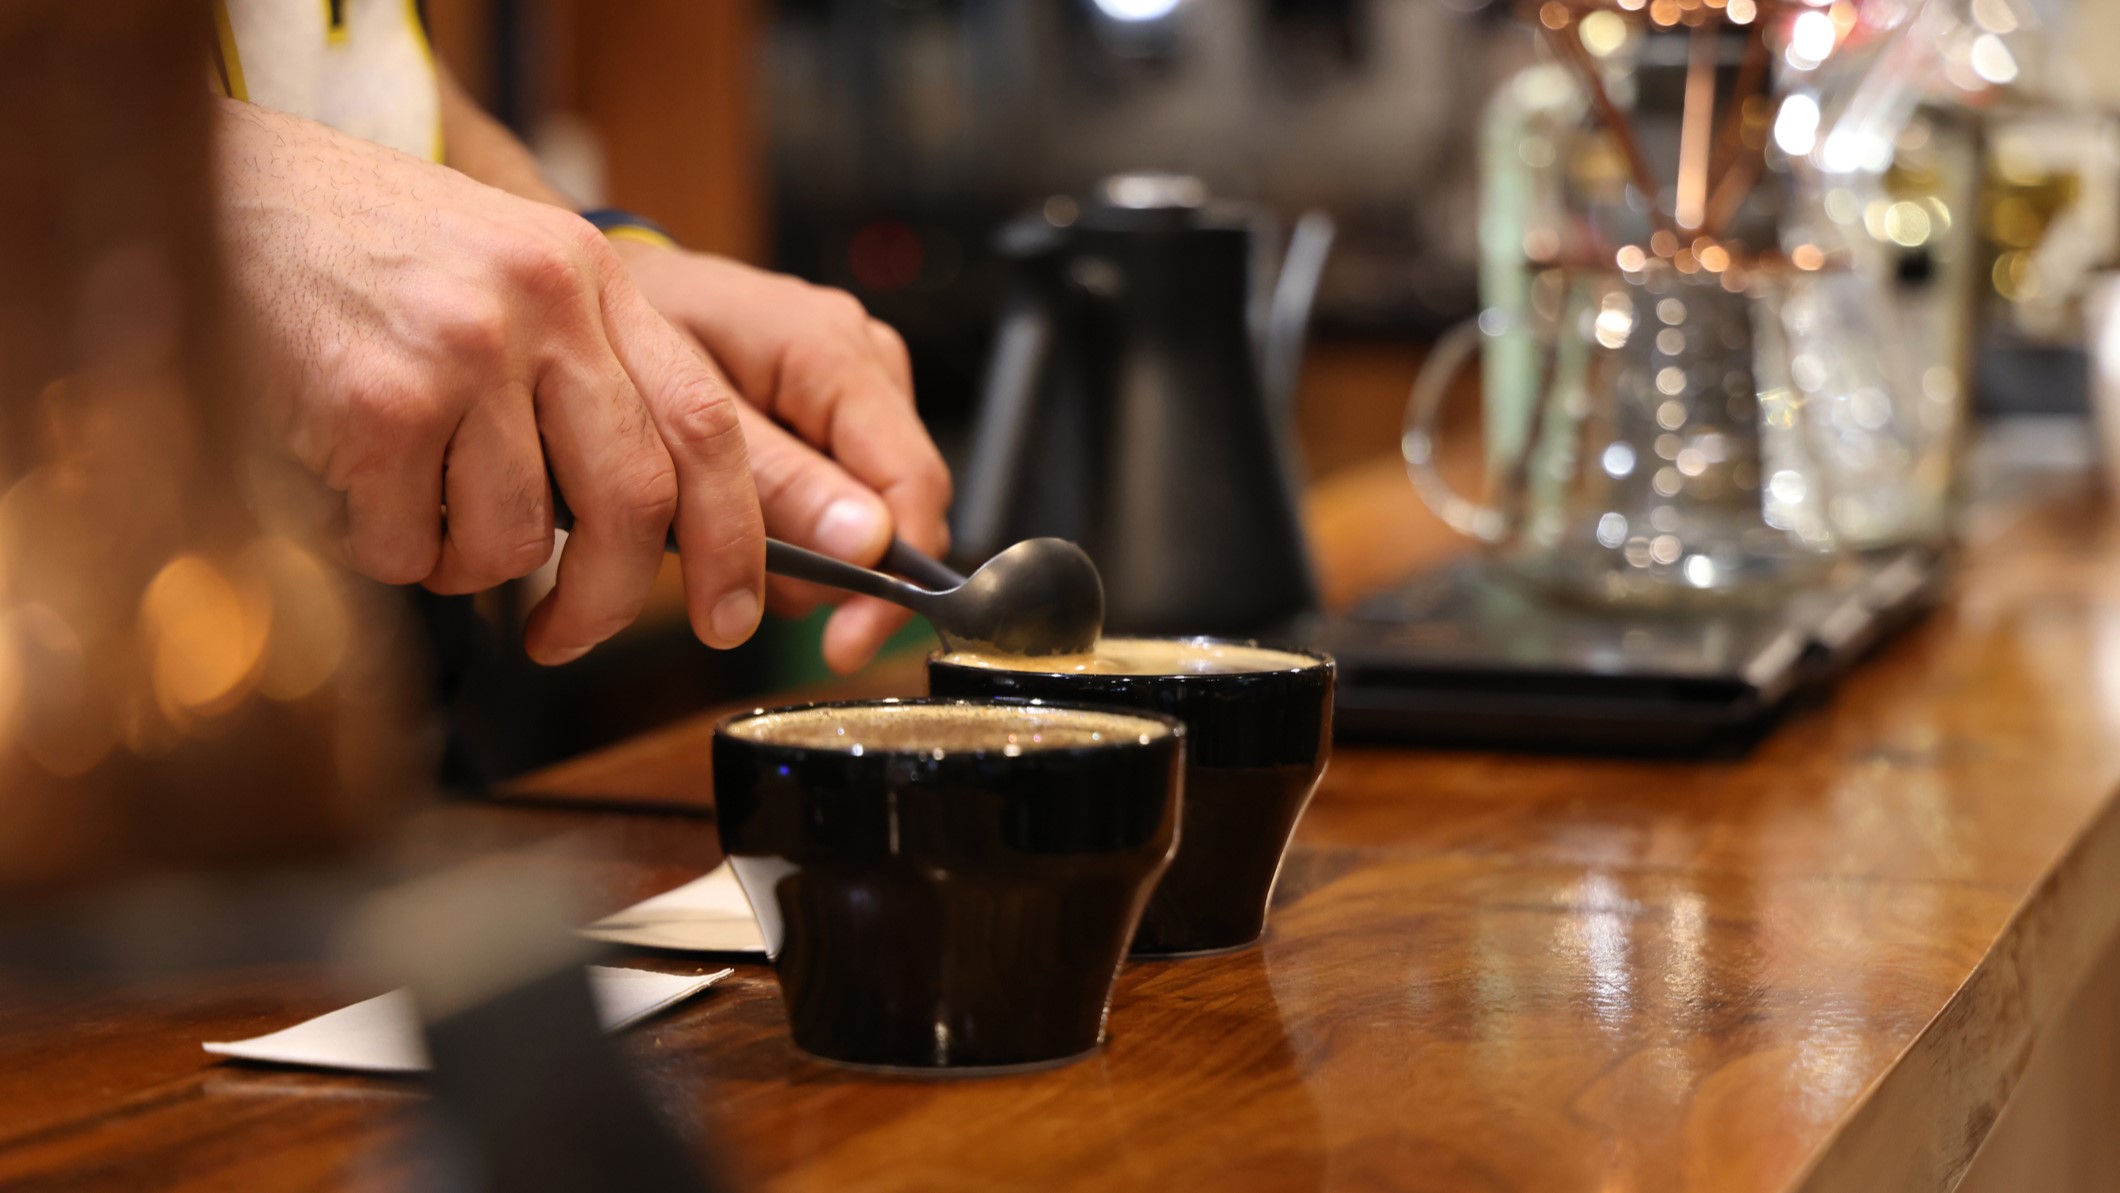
1299,550 -> 1947,758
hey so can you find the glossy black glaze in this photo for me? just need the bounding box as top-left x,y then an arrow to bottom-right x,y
928,643 -> 1334,955
953,190 -> 1320,637
712,699 -> 1182,1072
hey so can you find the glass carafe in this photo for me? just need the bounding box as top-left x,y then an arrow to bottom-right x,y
1404,260 -> 1844,607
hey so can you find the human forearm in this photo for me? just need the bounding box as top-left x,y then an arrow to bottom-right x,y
436,65 -> 572,208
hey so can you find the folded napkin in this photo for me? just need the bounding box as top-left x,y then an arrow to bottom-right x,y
578,863 -> 766,955
203,965 -> 732,1074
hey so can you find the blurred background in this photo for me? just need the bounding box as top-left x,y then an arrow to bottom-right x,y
406,0 -> 2120,780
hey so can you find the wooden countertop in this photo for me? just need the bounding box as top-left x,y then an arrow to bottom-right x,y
5,461 -> 2120,1191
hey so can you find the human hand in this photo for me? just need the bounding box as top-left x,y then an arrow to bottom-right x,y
216,101 -> 766,664
614,242 -> 952,674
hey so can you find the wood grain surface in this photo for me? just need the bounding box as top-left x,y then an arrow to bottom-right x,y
5,473 -> 2120,1191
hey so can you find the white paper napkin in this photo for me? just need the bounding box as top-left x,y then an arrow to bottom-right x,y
203,965 -> 733,1074
578,863 -> 766,955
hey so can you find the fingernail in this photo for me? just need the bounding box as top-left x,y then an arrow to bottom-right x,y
814,497 -> 887,561
711,589 -> 761,645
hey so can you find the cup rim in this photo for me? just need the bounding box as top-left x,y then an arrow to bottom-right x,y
926,635 -> 1335,681
713,696 -> 1186,762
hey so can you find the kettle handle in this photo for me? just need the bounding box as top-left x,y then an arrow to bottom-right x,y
954,297 -> 1055,561
1259,211 -> 1336,418
1401,317 -> 1511,544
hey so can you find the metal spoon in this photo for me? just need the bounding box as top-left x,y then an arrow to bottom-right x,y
549,492 -> 1103,655
767,535 -> 1104,657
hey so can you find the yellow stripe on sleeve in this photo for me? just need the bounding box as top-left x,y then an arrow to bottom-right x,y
601,225 -> 681,251
402,0 -> 443,162
212,0 -> 249,101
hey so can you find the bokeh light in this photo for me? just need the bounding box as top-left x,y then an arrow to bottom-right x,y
1092,0 -> 1181,22
140,555 -> 270,720
242,538 -> 349,702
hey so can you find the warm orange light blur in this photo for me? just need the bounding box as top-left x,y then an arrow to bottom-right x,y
0,612 -> 21,749
140,555 -> 270,721
241,538 -> 349,702
8,602 -> 110,777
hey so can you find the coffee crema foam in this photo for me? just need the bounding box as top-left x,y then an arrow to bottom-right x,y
724,703 -> 1171,753
940,637 -> 1320,677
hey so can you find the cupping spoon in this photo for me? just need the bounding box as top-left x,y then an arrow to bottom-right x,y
766,534 -> 1104,656
548,494 -> 1104,656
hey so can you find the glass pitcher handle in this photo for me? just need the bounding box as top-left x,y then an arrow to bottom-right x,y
1401,317 -> 1509,544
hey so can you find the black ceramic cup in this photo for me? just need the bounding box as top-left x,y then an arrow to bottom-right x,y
712,698 -> 1183,1074
929,639 -> 1333,957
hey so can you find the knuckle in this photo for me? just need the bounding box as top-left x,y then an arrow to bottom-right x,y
347,373 -> 448,449
431,297 -> 509,363
808,284 -> 870,328
663,382 -> 746,454
747,457 -> 814,530
748,451 -> 801,511
869,319 -> 908,356
559,212 -> 614,259
500,232 -> 584,303
602,453 -> 681,534
549,214 -> 621,281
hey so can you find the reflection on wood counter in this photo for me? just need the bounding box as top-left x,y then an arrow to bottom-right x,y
4,483 -> 2120,1191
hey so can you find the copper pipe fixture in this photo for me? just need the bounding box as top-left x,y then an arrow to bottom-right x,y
1536,7 -> 1677,240
1528,0 -> 1797,270
1674,20 -> 1721,230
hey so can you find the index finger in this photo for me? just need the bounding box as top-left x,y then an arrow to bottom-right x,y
595,259 -> 766,648
522,352 -> 675,664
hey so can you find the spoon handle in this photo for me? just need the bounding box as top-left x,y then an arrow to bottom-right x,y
764,539 -> 941,612
884,539 -> 966,590
546,487 -> 950,608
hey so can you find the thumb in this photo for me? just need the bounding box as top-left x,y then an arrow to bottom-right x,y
739,402 -> 916,671
737,403 -> 891,565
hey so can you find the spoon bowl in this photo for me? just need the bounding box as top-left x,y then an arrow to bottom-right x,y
762,536 -> 1104,657
938,537 -> 1105,656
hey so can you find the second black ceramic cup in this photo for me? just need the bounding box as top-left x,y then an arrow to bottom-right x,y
930,640 -> 1334,956
713,698 -> 1182,1073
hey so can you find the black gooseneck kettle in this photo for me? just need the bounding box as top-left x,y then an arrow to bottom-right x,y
955,173 -> 1333,637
